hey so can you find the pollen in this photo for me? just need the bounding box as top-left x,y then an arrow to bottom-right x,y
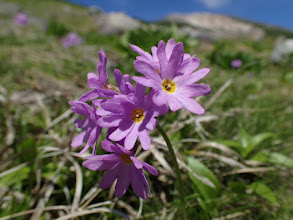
162,79 -> 176,93
131,108 -> 145,123
120,154 -> 133,164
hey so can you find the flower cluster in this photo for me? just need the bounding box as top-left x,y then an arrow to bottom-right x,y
231,59 -> 242,68
69,39 -> 211,198
61,32 -> 83,48
14,12 -> 29,26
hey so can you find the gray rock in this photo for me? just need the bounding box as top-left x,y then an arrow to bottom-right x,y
271,36 -> 293,62
0,2 -> 20,14
96,12 -> 143,35
163,13 -> 265,41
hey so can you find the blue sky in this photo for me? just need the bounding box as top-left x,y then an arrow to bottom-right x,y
66,0 -> 293,31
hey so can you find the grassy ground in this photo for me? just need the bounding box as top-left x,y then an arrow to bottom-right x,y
0,0 -> 293,219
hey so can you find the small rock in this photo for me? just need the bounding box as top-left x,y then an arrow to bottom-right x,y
271,36 -> 293,62
97,12 -> 143,35
10,90 -> 45,104
163,13 -> 265,41
0,2 -> 20,14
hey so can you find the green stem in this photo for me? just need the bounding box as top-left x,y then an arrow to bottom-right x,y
156,124 -> 187,220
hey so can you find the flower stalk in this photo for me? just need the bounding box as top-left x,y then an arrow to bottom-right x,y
156,124 -> 187,220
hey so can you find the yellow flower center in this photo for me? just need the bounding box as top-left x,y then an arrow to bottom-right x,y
120,153 -> 133,164
162,79 -> 176,93
131,108 -> 145,123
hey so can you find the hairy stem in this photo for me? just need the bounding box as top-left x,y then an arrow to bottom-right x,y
156,124 -> 187,220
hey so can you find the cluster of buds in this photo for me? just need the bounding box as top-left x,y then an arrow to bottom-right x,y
69,39 -> 211,198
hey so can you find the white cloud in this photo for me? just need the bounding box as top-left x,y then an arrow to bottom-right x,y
198,0 -> 230,9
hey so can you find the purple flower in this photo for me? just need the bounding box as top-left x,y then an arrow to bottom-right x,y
130,38 -> 192,71
97,84 -> 168,150
61,32 -> 83,48
132,39 -> 211,115
79,50 -> 134,102
231,59 -> 242,68
69,101 -> 102,155
82,140 -> 158,199
14,13 -> 29,26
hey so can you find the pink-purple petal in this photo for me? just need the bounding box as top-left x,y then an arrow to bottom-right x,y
98,115 -> 124,128
74,119 -> 86,129
87,78 -> 103,89
98,89 -> 118,98
133,61 -> 162,82
132,76 -> 161,90
152,90 -> 167,106
141,172 -> 151,195
179,57 -> 200,75
130,156 -> 143,169
167,95 -> 183,112
70,101 -> 93,117
142,162 -> 159,176
165,38 -> 176,59
161,42 -> 184,79
71,130 -> 88,147
176,95 -> 205,115
116,143 -> 133,155
78,126 -> 99,155
138,129 -> 151,150
101,101 -> 126,114
82,158 -> 119,171
135,83 -> 146,106
96,107 -> 111,116
114,69 -> 126,94
97,50 -> 108,84
145,117 -> 158,131
130,166 -> 147,199
125,81 -> 135,94
188,68 -> 210,83
78,90 -> 99,102
129,44 -> 153,61
101,140 -> 118,153
100,164 -> 120,189
157,40 -> 167,66
109,122 -> 134,142
84,153 -> 120,161
124,124 -> 139,150
88,72 -> 99,80
151,46 -> 158,61
177,84 -> 211,98
115,164 -> 130,198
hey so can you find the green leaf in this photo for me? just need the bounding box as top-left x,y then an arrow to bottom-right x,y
239,128 -> 251,149
219,140 -> 242,148
251,133 -> 274,149
250,152 -> 293,168
248,182 -> 277,205
219,140 -> 243,155
0,167 -> 30,187
238,130 -> 273,158
187,157 -> 220,201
